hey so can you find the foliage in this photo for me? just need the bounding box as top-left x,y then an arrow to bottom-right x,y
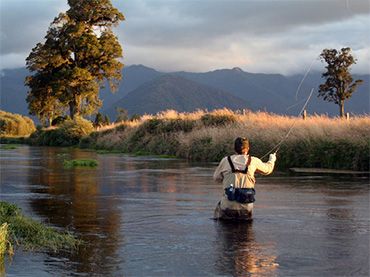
30,116 -> 94,146
319,47 -> 363,117
201,113 -> 237,127
0,201 -> 80,254
63,159 -> 98,168
80,109 -> 370,171
0,145 -> 17,150
51,115 -> 68,126
25,0 -> 124,124
0,223 -> 13,258
115,108 -> 129,122
94,113 -> 110,128
0,110 -> 36,136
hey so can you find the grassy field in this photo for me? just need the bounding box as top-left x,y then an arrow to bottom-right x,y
80,109 -> 370,171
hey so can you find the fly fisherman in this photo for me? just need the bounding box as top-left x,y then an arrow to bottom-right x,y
213,137 -> 277,220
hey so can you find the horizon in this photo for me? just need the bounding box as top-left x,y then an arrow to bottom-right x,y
1,0 -> 369,75
1,63 -> 369,78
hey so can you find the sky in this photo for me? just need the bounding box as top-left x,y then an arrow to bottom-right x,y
0,0 -> 369,75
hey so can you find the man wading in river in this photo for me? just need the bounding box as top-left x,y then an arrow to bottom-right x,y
213,137 -> 277,220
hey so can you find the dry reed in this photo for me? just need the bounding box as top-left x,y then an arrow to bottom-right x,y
85,109 -> 370,170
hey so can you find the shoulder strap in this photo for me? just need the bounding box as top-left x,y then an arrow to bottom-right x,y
227,156 -> 236,173
227,155 -> 249,174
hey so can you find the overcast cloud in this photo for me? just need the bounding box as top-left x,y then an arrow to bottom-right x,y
1,0 -> 369,74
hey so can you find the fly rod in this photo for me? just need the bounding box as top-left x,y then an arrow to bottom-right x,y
260,88 -> 314,160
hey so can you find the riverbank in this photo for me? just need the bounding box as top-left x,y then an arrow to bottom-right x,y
80,109 -> 369,171
0,201 -> 80,257
4,109 -> 370,171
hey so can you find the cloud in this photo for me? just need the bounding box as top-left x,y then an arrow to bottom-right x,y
1,0 -> 369,74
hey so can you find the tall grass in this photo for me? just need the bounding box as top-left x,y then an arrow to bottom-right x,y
81,109 -> 369,170
0,110 -> 36,137
0,201 -> 80,255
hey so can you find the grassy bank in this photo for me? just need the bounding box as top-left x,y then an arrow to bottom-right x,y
24,109 -> 370,170
0,201 -> 80,257
79,109 -> 370,171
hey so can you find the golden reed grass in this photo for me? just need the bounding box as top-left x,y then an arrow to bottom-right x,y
88,109 -> 370,170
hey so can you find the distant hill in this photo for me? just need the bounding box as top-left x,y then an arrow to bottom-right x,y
99,64 -> 163,109
104,74 -> 249,118
177,67 -> 369,115
0,65 -> 368,120
0,68 -> 29,116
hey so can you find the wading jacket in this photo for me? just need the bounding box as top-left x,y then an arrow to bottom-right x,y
213,154 -> 276,189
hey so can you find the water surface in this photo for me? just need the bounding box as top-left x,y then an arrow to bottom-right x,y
1,146 -> 369,276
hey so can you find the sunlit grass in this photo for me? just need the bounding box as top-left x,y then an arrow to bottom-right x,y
84,109 -> 370,170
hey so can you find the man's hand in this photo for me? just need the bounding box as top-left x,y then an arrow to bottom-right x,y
269,152 -> 277,162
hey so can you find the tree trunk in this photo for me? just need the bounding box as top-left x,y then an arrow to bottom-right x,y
69,102 -> 78,120
339,100 -> 345,118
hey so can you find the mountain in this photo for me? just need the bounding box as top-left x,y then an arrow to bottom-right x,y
0,68 -> 29,116
176,68 -> 369,115
99,64 -> 163,108
0,64 -> 162,117
104,74 -> 249,118
0,65 -> 368,119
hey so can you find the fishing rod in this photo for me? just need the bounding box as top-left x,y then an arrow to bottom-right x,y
257,54 -> 320,160
259,88 -> 314,160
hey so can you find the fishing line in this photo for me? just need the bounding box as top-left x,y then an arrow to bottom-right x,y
257,55 -> 320,160
294,56 -> 319,100
259,88 -> 314,160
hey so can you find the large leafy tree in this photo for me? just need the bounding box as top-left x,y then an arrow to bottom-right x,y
26,0 -> 124,124
318,47 -> 363,118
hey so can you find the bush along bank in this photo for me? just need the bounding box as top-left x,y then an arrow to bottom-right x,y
29,116 -> 94,147
0,110 -> 36,137
32,109 -> 370,171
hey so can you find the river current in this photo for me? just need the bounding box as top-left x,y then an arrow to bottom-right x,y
1,146 -> 369,276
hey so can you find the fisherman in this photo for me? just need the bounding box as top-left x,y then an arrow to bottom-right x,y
213,137 -> 276,220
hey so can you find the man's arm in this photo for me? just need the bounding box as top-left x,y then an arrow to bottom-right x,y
213,157 -> 227,182
254,153 -> 276,175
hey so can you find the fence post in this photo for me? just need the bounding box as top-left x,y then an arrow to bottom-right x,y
302,109 -> 307,120
346,113 -> 350,120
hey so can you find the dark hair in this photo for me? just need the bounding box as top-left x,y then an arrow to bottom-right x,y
234,137 -> 249,154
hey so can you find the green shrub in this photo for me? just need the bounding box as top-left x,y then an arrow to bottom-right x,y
30,116 -> 94,146
63,159 -> 98,168
201,113 -> 237,127
188,137 -> 228,162
0,145 -> 17,150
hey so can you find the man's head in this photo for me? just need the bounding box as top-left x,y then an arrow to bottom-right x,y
234,137 -> 249,154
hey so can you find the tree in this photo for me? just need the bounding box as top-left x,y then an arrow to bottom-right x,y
26,0 -> 124,123
94,112 -> 104,128
318,47 -> 363,117
115,107 -> 128,122
104,114 -> 110,125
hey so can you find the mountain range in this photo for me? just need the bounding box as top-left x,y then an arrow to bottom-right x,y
1,65 -> 369,120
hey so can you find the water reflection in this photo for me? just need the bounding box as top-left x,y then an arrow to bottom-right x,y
215,221 -> 278,276
26,147 -> 123,276
1,146 -> 369,276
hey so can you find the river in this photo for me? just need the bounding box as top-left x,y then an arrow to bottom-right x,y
1,146 -> 369,276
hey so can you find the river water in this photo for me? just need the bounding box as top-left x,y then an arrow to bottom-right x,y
1,146 -> 369,276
